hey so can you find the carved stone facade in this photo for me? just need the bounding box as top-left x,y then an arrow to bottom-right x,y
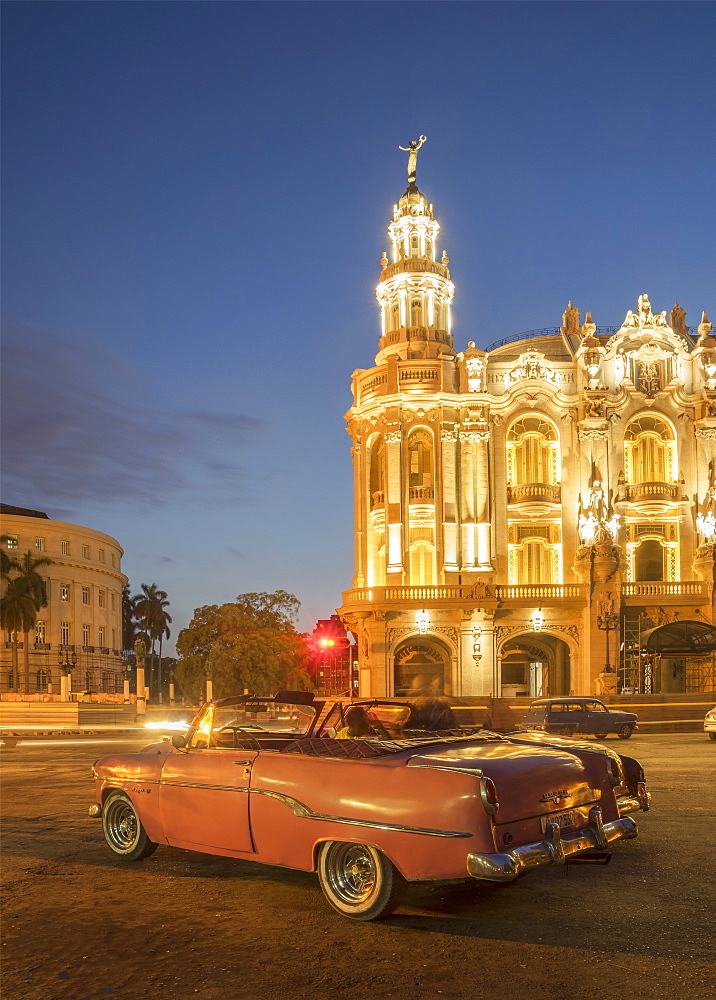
338,171 -> 714,699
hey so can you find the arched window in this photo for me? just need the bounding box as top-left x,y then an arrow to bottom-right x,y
369,437 -> 385,508
408,429 -> 433,490
409,541 -> 435,586
390,303 -> 400,331
634,538 -> 665,581
411,299 -> 422,327
509,538 -> 559,585
624,415 -> 676,484
506,417 -> 559,486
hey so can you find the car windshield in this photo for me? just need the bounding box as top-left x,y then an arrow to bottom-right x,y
214,702 -> 316,735
185,700 -> 316,748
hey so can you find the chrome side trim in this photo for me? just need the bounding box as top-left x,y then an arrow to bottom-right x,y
467,810 -> 638,883
246,787 -> 472,838
410,764 -> 484,777
156,779 -> 470,838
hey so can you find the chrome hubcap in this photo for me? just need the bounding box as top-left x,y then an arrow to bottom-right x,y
327,844 -> 377,904
104,798 -> 138,852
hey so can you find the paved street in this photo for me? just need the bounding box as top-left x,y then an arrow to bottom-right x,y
1,732 -> 714,1000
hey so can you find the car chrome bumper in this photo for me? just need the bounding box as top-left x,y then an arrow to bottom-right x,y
467,806 -> 638,883
617,781 -> 650,815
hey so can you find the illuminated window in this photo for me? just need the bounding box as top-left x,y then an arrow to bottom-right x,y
35,537 -> 45,551
83,624 -> 91,646
82,587 -> 90,605
624,415 -> 676,484
506,417 -> 559,486
509,535 -> 560,585
60,584 -> 70,602
5,536 -> 18,549
82,545 -> 89,558
35,622 -> 46,644
408,429 -> 433,489
60,622 -> 70,646
61,540 -> 69,555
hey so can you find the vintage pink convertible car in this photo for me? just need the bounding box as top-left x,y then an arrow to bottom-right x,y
89,691 -> 651,920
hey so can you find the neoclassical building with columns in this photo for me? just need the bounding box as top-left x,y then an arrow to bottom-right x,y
338,160 -> 715,701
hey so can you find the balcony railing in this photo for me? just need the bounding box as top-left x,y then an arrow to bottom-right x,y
409,486 -> 435,502
343,583 -> 586,604
507,483 -> 561,505
623,483 -> 679,502
622,582 -> 707,598
494,584 -> 585,601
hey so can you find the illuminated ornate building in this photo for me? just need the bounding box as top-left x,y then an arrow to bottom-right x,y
1,506 -> 127,695
338,150 -> 715,699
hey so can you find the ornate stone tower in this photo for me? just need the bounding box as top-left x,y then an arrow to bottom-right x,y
339,141 -> 714,702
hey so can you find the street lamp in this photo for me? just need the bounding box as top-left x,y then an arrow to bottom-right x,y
596,609 -> 620,678
57,648 -> 77,702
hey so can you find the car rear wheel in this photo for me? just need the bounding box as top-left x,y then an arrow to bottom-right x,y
617,724 -> 633,739
317,841 -> 405,921
557,726 -> 575,737
102,791 -> 158,861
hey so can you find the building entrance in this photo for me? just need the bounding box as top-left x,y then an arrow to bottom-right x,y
393,638 -> 450,698
501,634 -> 571,698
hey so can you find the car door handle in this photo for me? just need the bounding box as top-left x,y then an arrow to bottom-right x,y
233,760 -> 254,766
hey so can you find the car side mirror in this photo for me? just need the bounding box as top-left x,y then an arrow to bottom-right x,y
171,734 -> 188,749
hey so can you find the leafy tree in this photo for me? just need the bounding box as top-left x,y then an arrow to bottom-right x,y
176,590 -> 314,701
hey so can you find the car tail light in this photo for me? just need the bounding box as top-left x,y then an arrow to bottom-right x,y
479,776 -> 499,815
606,755 -> 623,787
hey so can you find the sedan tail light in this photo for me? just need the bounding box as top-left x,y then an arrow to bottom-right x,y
479,776 -> 499,815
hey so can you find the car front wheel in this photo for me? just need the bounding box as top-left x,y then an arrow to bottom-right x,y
557,726 -> 575,737
317,841 -> 405,921
617,724 -> 634,739
102,791 -> 158,861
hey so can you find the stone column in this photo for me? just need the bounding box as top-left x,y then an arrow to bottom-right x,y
134,638 -> 147,716
385,429 -> 404,577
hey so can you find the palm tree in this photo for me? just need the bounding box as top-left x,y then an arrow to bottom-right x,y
122,585 -> 139,651
13,553 -> 52,693
133,584 -> 171,700
1,577 -> 37,692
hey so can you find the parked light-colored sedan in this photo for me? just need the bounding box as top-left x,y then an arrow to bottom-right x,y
704,706 -> 716,741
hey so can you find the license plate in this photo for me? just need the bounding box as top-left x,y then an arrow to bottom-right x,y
540,810 -> 576,832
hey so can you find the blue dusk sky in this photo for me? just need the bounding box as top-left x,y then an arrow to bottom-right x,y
2,1 -> 715,647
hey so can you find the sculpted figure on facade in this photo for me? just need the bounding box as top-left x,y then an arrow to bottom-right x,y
561,300 -> 581,337
398,135 -> 427,183
578,480 -> 620,546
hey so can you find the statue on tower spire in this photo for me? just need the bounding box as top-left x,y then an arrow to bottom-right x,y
398,135 -> 427,184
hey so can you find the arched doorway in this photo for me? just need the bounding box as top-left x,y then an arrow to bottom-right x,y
501,633 -> 571,697
393,637 -> 451,698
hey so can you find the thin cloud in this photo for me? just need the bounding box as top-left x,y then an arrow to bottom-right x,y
1,325 -> 264,512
